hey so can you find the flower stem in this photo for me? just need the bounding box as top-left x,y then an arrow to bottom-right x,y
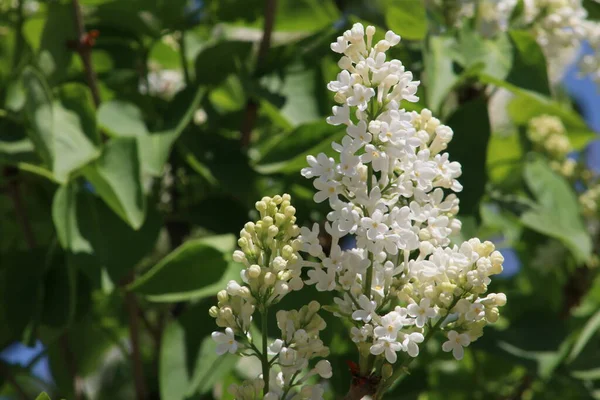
363,163 -> 374,299
179,30 -> 191,85
262,307 -> 270,395
71,0 -> 101,107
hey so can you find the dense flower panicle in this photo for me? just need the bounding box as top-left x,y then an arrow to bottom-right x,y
300,22 -> 506,367
453,0 -> 600,83
210,195 -> 331,400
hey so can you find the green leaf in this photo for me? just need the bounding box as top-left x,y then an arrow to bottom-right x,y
486,131 -> 523,184
508,94 -> 589,131
91,0 -> 162,39
57,83 -> 101,146
98,86 -> 204,176
52,182 -> 162,283
22,66 -> 54,165
568,309 -> 600,363
479,73 -> 588,131
83,138 -> 146,229
195,41 -> 253,87
260,66 -> 325,126
254,121 -> 344,174
38,3 -> 76,83
129,236 -> 236,302
22,69 -> 100,182
583,0 -> 600,20
0,118 -> 38,165
446,98 -> 491,216
0,250 -> 46,345
98,100 -> 149,138
384,0 -> 427,40
138,85 -> 205,176
159,302 -> 237,400
52,97 -> 101,183
35,393 -> 51,400
41,261 -> 92,329
505,30 -> 550,95
455,29 -> 513,80
43,291 -> 128,396
569,131 -> 598,150
424,36 -> 457,114
521,157 -> 592,263
274,0 -> 340,32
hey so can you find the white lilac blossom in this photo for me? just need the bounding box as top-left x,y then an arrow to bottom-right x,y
210,195 -> 330,399
452,0 -> 600,83
299,23 -> 506,387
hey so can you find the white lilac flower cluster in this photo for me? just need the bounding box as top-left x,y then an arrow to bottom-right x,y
210,195 -> 331,399
453,0 -> 600,83
300,23 -> 506,373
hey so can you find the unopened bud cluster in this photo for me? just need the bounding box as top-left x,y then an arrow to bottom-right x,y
527,114 -> 600,217
580,185 -> 600,217
211,195 -> 331,399
527,114 -> 577,177
231,194 -> 304,308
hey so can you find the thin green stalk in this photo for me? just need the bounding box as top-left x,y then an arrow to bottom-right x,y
364,251 -> 374,299
12,0 -> 25,71
179,31 -> 191,85
363,163 -> 374,298
262,308 -> 270,395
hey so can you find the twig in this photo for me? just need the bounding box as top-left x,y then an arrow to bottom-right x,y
240,0 -> 278,147
503,374 -> 533,400
3,167 -> 37,248
0,362 -> 29,400
125,273 -> 148,400
12,0 -> 25,71
71,0 -> 101,107
59,333 -> 85,400
3,167 -> 85,398
179,31 -> 191,85
138,308 -> 161,345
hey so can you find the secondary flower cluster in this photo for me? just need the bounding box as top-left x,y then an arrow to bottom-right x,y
300,22 -> 506,376
452,0 -> 600,83
210,195 -> 331,399
527,114 -> 600,217
527,114 -> 576,176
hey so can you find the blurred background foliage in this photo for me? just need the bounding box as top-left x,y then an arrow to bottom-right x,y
1,0 -> 600,399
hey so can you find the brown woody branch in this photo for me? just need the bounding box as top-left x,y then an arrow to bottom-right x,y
124,273 -> 148,400
0,362 -> 29,400
71,0 -> 101,107
240,0 -> 278,147
59,334 -> 85,400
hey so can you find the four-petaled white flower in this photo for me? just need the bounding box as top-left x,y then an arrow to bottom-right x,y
212,328 -> 238,355
401,332 -> 424,357
302,153 -> 336,182
442,330 -> 471,360
407,298 -> 437,328
360,209 -> 388,241
370,336 -> 402,363
313,179 -> 340,204
347,84 -> 375,111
